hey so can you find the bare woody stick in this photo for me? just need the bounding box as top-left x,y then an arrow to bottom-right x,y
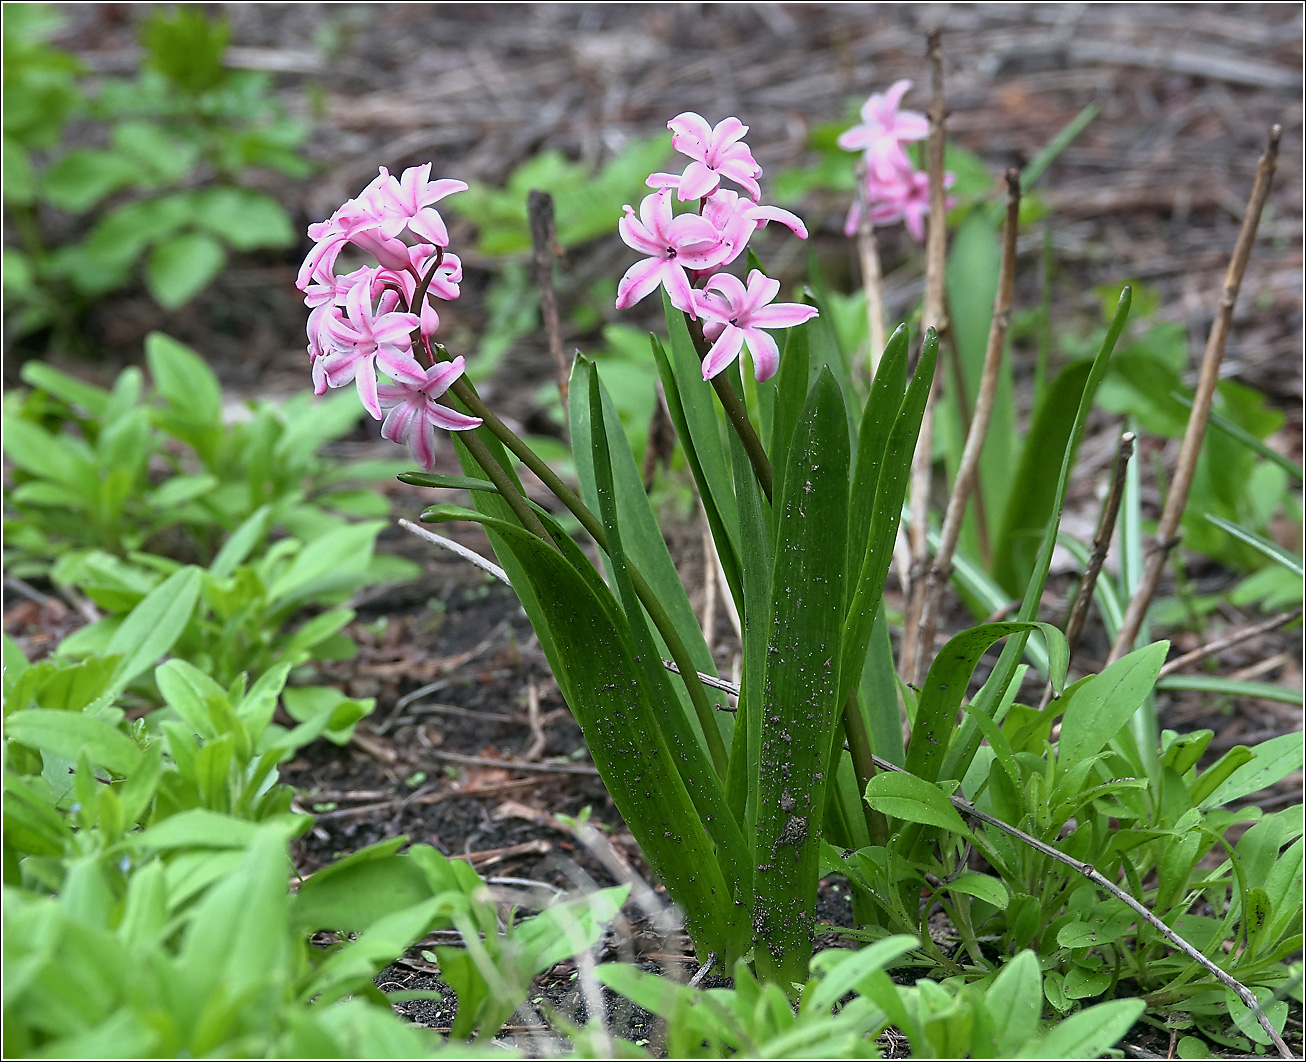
1109,126 -> 1281,665
1157,606 -> 1303,679
909,169 -> 1021,687
900,29 -> 949,683
1066,431 -> 1136,663
528,189 -> 570,407
853,158 -> 888,380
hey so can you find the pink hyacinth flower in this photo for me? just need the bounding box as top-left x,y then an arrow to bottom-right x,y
319,278 -> 424,419
615,189 -> 731,316
378,357 -> 482,470
693,269 -> 819,383
701,189 -> 809,266
837,80 -> 930,181
646,112 -> 763,202
375,164 -> 468,247
844,164 -> 955,243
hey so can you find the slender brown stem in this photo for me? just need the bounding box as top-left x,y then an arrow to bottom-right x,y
1065,431 -> 1136,663
528,190 -> 571,408
910,169 -> 1021,687
1157,607 -> 1303,680
865,752 -> 1293,1059
853,158 -> 887,380
900,30 -> 949,684
1109,125 -> 1281,665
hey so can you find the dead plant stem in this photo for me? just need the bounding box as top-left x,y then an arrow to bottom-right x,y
901,30 -> 949,683
1157,607 -> 1303,679
910,169 -> 1021,687
527,190 -> 571,408
1109,125 -> 1281,665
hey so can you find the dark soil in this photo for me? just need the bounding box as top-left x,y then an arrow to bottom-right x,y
9,4 -> 1304,1057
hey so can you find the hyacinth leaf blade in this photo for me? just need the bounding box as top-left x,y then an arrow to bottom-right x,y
753,366 -> 850,989
438,501 -> 742,959
941,286 -> 1133,786
839,330 -> 938,709
567,355 -> 732,726
582,359 -> 750,907
846,323 -> 910,587
649,332 -> 744,613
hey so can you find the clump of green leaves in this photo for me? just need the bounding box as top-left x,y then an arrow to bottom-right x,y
4,4 -> 309,348
4,332 -> 413,580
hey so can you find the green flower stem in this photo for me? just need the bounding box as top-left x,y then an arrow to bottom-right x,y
456,422 -> 555,544
684,316 -> 774,504
842,692 -> 888,846
443,367 -> 730,777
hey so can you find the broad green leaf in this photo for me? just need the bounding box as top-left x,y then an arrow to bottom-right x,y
840,331 -> 939,706
1018,998 -> 1146,1058
1057,641 -> 1168,771
769,318 -> 812,504
145,232 -> 226,309
805,935 -> 920,1012
19,361 -> 111,416
947,872 -> 1009,909
134,808 -> 305,850
105,565 -> 203,688
4,709 -> 141,776
578,360 -> 744,896
145,332 -> 223,429
41,147 -> 138,211
265,521 -> 383,605
986,950 -> 1043,1056
191,186 -> 295,250
1197,733 -> 1305,809
155,658 -> 224,739
864,772 -> 970,835
754,368 -> 850,986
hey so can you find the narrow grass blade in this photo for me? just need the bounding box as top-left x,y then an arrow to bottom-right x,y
1205,514 -> 1304,577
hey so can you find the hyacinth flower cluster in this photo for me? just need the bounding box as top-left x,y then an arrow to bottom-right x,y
838,80 -> 955,242
615,113 -> 818,383
296,164 -> 481,470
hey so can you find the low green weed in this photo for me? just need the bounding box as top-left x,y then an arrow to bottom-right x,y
4,5 -> 309,350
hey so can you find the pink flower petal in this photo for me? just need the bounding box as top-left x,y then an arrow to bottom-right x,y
702,326 -> 745,379
748,302 -> 820,330
427,405 -> 483,432
676,160 -> 719,201
615,257 -> 668,310
742,327 -> 780,383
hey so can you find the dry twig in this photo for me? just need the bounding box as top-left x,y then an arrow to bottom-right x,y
909,169 -> 1021,686
528,189 -> 571,407
1109,125 -> 1281,665
853,157 -> 887,379
901,30 -> 949,683
1158,608 -> 1303,679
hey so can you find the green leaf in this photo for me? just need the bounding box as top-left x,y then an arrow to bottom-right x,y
145,332 -> 223,428
753,368 -> 850,986
41,148 -> 138,211
1205,514 -> 1303,577
1019,998 -> 1146,1058
155,658 -> 224,739
191,187 -> 294,250
947,872 -> 1009,909
265,520 -> 383,605
105,565 -> 203,689
4,709 -> 142,776
986,951 -> 1043,1056
135,808 -> 304,849
19,361 -> 111,417
145,233 -> 226,309
1197,732 -> 1304,809
1157,674 -> 1302,706
908,621 -> 1066,784
805,935 -> 920,1013
1057,641 -> 1168,771
209,505 -> 271,579
864,773 -> 970,836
